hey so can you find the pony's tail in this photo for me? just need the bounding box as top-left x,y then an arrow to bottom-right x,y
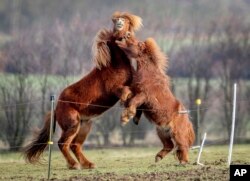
23,112 -> 56,163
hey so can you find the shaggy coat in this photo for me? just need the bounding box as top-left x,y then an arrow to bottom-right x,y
116,36 -> 195,164
24,12 -> 142,169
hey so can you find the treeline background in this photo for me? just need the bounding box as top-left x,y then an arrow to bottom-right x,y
0,0 -> 250,150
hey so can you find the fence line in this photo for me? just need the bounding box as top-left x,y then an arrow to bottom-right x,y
0,138 -> 234,151
2,132 -> 249,143
0,97 -> 249,112
0,99 -> 46,110
0,96 -> 249,153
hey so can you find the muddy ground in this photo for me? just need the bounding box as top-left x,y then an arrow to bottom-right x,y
47,167 -> 228,181
46,161 -> 231,181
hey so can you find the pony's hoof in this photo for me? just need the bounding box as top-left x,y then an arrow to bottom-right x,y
82,162 -> 96,169
120,100 -> 125,106
120,96 -> 127,103
176,162 -> 187,167
121,113 -> 130,126
155,155 -> 162,163
128,107 -> 136,118
68,163 -> 81,170
133,117 -> 139,125
121,117 -> 129,126
121,121 -> 128,126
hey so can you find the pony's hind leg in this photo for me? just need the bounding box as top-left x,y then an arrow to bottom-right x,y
120,86 -> 133,103
173,134 -> 189,164
155,127 -> 174,162
70,120 -> 95,169
176,145 -> 189,164
58,122 -> 80,169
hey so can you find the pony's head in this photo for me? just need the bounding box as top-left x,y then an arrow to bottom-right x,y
92,12 -> 143,69
115,32 -> 144,59
116,35 -> 168,74
112,11 -> 143,37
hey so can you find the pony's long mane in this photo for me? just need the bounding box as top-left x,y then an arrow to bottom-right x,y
112,11 -> 143,32
92,28 -> 113,69
144,38 -> 168,74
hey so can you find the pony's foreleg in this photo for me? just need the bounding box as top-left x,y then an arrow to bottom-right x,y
121,93 -> 146,125
133,107 -> 143,125
58,122 -> 80,169
120,86 -> 133,103
70,121 -> 95,169
127,93 -> 146,118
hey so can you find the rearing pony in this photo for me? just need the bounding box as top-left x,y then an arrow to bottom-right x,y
24,12 -> 142,169
116,35 -> 195,164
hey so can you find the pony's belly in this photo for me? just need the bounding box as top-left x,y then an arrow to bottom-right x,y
144,111 -> 165,126
157,125 -> 178,151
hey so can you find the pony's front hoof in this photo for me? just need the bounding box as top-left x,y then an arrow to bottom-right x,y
133,117 -> 140,125
155,155 -> 162,163
128,107 -> 136,119
120,96 -> 128,103
120,100 -> 125,106
121,110 -> 130,125
68,163 -> 81,170
121,117 -> 129,126
82,162 -> 96,169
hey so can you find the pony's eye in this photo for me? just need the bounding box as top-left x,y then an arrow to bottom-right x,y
119,18 -> 125,22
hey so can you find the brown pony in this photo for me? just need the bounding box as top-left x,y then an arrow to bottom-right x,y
116,35 -> 195,164
24,12 -> 142,169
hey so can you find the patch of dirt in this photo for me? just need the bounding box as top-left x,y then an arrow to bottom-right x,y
45,166 -> 229,181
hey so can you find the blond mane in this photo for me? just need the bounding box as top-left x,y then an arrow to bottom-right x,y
92,28 -> 112,69
112,11 -> 143,32
144,38 -> 168,74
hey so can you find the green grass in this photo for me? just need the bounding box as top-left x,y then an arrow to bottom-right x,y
0,145 -> 249,180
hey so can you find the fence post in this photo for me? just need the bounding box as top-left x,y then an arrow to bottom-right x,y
48,95 -> 55,180
228,83 -> 237,166
196,132 -> 207,166
196,98 -> 201,145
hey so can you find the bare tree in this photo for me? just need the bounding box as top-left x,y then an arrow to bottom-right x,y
0,74 -> 35,151
95,108 -> 118,146
213,17 -> 250,139
170,27 -> 215,144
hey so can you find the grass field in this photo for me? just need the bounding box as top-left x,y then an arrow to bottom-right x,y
0,145 -> 249,180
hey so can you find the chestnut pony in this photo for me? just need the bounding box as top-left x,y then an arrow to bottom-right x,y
24,12 -> 142,169
116,35 -> 195,164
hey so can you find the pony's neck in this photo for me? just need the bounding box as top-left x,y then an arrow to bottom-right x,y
108,37 -> 131,69
137,58 -> 154,71
112,30 -> 127,40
